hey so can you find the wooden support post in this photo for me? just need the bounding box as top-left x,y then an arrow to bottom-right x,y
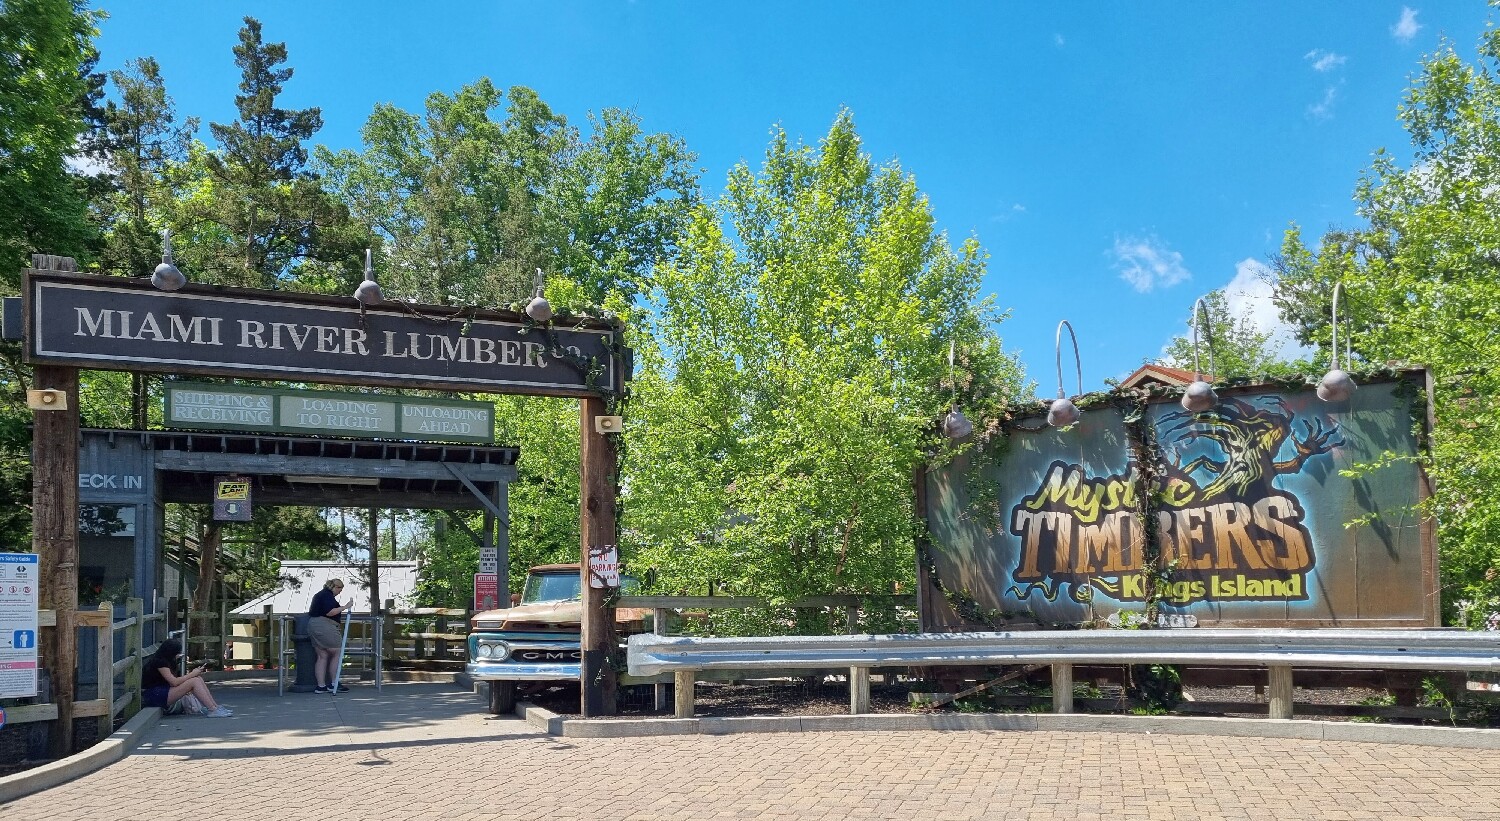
435,613 -> 449,660
850,666 -> 871,715
124,599 -> 141,714
1268,665 -> 1294,719
34,360 -> 79,759
262,604 -> 273,669
98,603 -> 114,738
674,670 -> 695,718
1052,663 -> 1074,714
217,599 -> 227,667
383,598 -> 396,662
579,395 -> 618,717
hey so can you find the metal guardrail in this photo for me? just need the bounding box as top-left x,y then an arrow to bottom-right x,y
627,629 -> 1500,720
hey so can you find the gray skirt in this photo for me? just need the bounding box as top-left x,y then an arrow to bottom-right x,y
308,615 -> 343,649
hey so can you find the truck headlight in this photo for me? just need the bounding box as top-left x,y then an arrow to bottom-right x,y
475,641 -> 509,661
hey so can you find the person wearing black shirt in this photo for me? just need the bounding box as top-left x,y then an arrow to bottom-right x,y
307,578 -> 353,693
141,638 -> 231,717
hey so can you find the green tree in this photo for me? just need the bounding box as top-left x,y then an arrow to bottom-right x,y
1158,289 -> 1309,381
622,112 -> 1026,608
1272,19 -> 1500,622
180,16 -> 365,290
94,56 -> 196,278
0,0 -> 99,280
317,81 -> 698,309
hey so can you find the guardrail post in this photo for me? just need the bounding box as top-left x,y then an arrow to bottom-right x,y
1268,665 -> 1294,719
674,670 -> 695,718
1052,663 -> 1074,713
850,666 -> 871,714
653,607 -> 670,712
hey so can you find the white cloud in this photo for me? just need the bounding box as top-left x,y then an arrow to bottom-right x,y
1307,84 -> 1339,120
1222,258 -> 1314,359
1111,234 -> 1192,292
1391,7 -> 1422,43
1054,33 -> 1065,47
1304,49 -> 1347,72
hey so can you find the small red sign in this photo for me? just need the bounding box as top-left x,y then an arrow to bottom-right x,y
474,574 -> 499,610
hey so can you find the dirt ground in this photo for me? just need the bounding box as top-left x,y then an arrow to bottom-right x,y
523,675 -> 1500,727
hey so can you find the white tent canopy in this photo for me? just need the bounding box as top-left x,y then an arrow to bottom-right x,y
231,560 -> 420,616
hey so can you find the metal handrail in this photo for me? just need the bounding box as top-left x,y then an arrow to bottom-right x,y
628,628 -> 1500,676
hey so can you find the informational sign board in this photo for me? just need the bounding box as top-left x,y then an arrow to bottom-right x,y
588,544 -> 620,589
478,546 -> 498,576
474,573 -> 499,611
25,272 -> 626,397
0,552 -> 40,698
165,383 -> 496,444
213,475 -> 252,522
923,372 -> 1436,629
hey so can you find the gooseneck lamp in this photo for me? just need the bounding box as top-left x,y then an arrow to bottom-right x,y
525,268 -> 553,322
353,248 -> 383,305
941,339 -> 974,440
1317,282 -> 1357,402
1047,320 -> 1082,427
151,229 -> 186,291
1180,297 -> 1218,413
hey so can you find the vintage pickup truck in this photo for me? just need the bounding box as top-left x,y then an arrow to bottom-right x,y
465,563 -> 648,713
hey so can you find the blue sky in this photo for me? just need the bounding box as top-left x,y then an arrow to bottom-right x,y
92,2 -> 1496,395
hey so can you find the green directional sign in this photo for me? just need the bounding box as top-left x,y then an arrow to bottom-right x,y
165,383 -> 494,443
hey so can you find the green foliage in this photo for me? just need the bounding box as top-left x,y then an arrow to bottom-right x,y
93,56 -> 196,279
1272,19 -> 1500,618
0,0 -> 99,281
1158,288 -> 1315,381
317,81 -> 698,309
623,111 -> 1026,608
176,17 -> 368,290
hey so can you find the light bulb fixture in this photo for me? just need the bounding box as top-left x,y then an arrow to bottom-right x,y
1180,297 -> 1218,413
151,228 -> 186,291
941,340 -> 973,440
1047,320 -> 1082,427
1317,282 -> 1357,402
353,248 -> 383,305
525,267 -> 553,322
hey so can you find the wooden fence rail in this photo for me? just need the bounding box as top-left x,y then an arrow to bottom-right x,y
15,599 -> 167,748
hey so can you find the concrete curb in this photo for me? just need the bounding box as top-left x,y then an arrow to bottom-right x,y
516,702 -> 1500,749
0,708 -> 160,805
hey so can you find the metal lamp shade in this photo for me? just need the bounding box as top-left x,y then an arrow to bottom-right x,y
525,295 -> 553,322
1047,396 -> 1080,427
942,407 -> 974,439
353,278 -> 383,305
1180,380 -> 1218,412
1317,369 -> 1357,402
151,262 -> 185,291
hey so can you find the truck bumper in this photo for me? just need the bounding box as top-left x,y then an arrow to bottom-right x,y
464,662 -> 582,682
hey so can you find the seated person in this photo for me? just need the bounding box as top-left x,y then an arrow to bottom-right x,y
141,638 -> 232,717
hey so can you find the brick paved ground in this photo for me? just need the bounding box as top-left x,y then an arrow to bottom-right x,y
6,679 -> 1500,820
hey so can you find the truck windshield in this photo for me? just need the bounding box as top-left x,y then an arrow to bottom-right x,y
521,572 -> 642,604
523,573 -> 581,603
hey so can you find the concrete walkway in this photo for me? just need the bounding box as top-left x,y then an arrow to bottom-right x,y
6,677 -> 1500,820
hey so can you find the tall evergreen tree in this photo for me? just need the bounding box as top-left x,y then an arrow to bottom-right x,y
182,16 -> 364,289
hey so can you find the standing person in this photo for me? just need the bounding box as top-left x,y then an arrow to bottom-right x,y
141,638 -> 232,717
308,578 -> 353,693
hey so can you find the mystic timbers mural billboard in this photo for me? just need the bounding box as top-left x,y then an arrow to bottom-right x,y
920,370 -> 1437,629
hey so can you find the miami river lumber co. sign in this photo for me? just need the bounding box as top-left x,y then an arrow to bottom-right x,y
24,271 -> 626,397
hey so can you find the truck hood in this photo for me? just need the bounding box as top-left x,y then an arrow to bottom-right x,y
471,599 -> 651,632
